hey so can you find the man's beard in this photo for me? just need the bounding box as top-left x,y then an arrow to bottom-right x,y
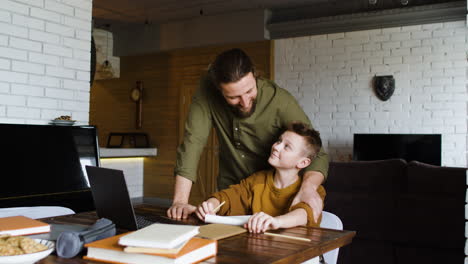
228,99 -> 257,118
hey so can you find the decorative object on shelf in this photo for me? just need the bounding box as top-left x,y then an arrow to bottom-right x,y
373,75 -> 395,101
130,81 -> 144,129
92,28 -> 120,80
50,115 -> 76,126
106,133 -> 149,148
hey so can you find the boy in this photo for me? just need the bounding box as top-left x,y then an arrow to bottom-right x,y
195,122 -> 326,233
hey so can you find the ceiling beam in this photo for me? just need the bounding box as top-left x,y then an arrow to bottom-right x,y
266,1 -> 466,39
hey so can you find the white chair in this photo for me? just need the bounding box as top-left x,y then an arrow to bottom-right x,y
0,206 -> 75,219
320,211 -> 343,264
302,211 -> 343,264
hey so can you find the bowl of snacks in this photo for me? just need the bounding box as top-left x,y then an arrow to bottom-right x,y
50,115 -> 76,126
0,235 -> 55,264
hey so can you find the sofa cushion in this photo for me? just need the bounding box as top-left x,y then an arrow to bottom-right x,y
326,159 -> 407,193
395,161 -> 465,247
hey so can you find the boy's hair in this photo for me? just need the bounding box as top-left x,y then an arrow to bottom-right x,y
208,48 -> 256,87
286,122 -> 322,159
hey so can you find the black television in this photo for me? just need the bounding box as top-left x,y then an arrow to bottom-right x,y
0,124 -> 100,212
353,134 -> 441,166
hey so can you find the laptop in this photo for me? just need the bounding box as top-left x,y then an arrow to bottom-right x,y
85,165 -> 171,230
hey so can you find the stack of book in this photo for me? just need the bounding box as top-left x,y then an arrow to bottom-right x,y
84,223 -> 217,264
0,216 -> 50,236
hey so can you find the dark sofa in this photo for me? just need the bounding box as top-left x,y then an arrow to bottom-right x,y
323,159 -> 466,264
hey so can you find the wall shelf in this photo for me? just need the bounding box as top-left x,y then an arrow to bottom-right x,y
100,148 -> 157,158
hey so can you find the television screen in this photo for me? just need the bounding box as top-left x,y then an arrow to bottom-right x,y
0,124 -> 99,211
353,134 -> 441,166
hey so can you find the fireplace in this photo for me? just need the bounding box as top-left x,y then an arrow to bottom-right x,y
353,134 -> 442,166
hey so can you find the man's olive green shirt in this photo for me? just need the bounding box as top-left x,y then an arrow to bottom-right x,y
175,77 -> 329,190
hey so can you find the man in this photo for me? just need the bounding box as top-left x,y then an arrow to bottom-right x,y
167,48 -> 329,221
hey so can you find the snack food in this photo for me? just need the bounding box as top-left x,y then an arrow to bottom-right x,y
54,115 -> 73,121
0,235 -> 48,256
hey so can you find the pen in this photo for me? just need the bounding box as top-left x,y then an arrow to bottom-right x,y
264,232 -> 311,242
212,201 -> 225,214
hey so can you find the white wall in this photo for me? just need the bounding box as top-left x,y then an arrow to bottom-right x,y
274,21 -> 468,168
0,0 -> 93,125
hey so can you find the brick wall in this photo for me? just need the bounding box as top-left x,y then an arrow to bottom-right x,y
274,21 -> 468,168
0,0 -> 93,125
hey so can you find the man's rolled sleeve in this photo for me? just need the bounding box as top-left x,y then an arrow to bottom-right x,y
174,92 -> 212,182
289,202 -> 321,227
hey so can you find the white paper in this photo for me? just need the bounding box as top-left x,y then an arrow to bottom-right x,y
204,215 -> 252,226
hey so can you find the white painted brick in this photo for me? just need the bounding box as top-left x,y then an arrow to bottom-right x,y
0,94 -> 26,105
7,106 -> 40,118
452,77 -> 466,85
12,61 -> 44,74
328,33 -> 344,40
46,22 -> 74,37
14,0 -> 43,7
382,41 -> 400,50
444,36 -> 465,44
64,58 -> 89,71
433,29 -> 453,38
411,46 -> 432,55
27,97 -> 57,108
369,34 -> 390,42
30,7 -> 61,23
445,67 -> 466,77
45,87 -> 73,99
443,21 -> 465,28
363,43 -> 381,51
0,58 -> 10,70
422,23 -> 443,30
46,66 -> 74,78
0,82 -> 9,93
64,37 -> 90,51
423,69 -> 444,77
74,8 -> 91,21
401,39 -> 421,48
45,0 -> 73,15
432,61 -> 452,69
40,110 -> 70,121
10,37 -> 41,52
44,43 -> 73,57
0,10 -> 11,23
391,32 -> 410,41
29,74 -> 60,88
351,112 -> 369,119
382,27 -> 401,34
63,16 -> 90,31
431,77 -> 452,86
0,69 -> 27,83
401,25 -> 422,32
12,14 -> 44,30
63,79 -> 88,90
62,0 -> 92,11
0,34 -> 7,46
0,22 -> 27,38
423,54 -> 446,62
422,38 -> 443,47
391,48 -> 411,56
29,52 -> 59,66
11,84 -> 44,96
345,45 -> 363,53
411,30 -> 432,40
73,90 -> 89,101
75,70 -> 90,82
432,110 -> 453,117
29,29 -> 60,44
75,29 -> 91,41
61,99 -> 88,111
365,57 -> 383,65
0,105 -> 5,116
1,0 -> 29,15
423,102 -> 445,110
383,57 -> 402,64
403,55 -> 422,64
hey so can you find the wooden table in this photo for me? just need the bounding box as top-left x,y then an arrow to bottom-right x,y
38,203 -> 355,264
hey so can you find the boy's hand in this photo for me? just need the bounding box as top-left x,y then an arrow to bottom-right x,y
195,198 -> 220,221
167,203 -> 196,219
244,212 -> 281,233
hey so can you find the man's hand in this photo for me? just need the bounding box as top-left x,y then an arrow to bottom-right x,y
291,171 -> 324,223
167,175 -> 195,219
167,202 -> 196,219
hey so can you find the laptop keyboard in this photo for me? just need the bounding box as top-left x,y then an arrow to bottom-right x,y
135,214 -> 156,229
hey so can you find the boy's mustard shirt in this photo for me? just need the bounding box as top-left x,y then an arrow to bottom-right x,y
211,169 -> 326,227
